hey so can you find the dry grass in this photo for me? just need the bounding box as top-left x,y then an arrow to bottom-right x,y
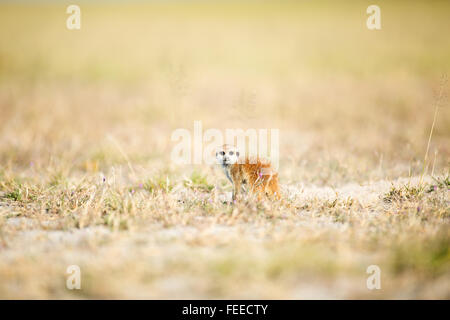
0,0 -> 449,299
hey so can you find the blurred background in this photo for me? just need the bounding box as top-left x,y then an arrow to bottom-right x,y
0,0 -> 449,299
0,0 -> 448,182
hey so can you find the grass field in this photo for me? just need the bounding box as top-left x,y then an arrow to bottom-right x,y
0,0 -> 449,299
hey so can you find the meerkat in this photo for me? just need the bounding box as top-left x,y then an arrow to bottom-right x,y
216,144 -> 281,201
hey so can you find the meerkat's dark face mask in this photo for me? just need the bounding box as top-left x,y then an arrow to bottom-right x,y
216,149 -> 239,166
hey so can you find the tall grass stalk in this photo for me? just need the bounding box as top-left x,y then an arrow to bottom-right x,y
419,74 -> 447,186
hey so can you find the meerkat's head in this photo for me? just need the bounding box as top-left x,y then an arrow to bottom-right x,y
216,144 -> 239,167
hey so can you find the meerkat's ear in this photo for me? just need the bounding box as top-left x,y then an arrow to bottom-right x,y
236,151 -> 239,157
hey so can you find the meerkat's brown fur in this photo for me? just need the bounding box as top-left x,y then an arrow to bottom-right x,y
230,157 -> 281,201
216,144 -> 281,201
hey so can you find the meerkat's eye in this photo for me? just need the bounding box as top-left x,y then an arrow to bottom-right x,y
229,151 -> 234,156
220,151 -> 225,156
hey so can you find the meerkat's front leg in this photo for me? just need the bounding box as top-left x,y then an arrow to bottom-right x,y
232,178 -> 242,201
